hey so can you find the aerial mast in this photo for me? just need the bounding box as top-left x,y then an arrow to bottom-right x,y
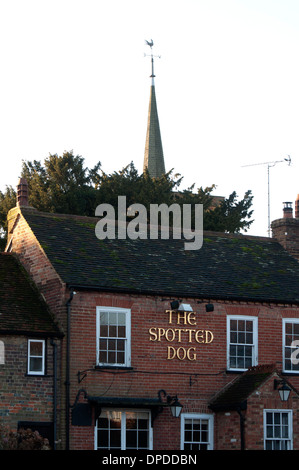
242,156 -> 291,236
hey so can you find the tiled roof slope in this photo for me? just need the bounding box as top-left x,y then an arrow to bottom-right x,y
209,364 -> 278,411
0,252 -> 61,336
21,209 -> 299,303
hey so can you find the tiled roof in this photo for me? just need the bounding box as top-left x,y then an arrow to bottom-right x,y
20,209 -> 299,303
0,252 -> 61,336
209,364 -> 277,411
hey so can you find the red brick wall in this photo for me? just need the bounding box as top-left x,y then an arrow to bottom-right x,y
65,291 -> 299,450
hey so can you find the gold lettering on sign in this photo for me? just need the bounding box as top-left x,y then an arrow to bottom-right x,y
149,310 -> 214,361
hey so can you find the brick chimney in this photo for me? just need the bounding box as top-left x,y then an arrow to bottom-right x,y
16,177 -> 29,207
6,178 -> 36,249
271,199 -> 299,261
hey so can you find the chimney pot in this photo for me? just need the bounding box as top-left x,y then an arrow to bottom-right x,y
283,201 -> 293,219
17,177 -> 29,207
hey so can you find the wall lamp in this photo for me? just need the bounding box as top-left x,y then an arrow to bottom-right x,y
205,303 -> 214,312
170,300 -> 193,311
158,390 -> 183,417
274,379 -> 291,402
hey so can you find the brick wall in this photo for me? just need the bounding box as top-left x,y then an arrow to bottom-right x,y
0,335 -> 60,438
65,290 -> 299,450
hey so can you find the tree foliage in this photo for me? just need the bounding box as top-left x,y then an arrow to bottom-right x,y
0,423 -> 50,450
0,150 -> 254,246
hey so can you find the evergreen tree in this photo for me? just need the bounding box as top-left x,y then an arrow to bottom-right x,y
0,151 -> 254,247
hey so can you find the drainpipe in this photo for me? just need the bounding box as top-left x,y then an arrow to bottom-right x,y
237,408 -> 245,450
65,289 -> 74,450
51,339 -> 57,450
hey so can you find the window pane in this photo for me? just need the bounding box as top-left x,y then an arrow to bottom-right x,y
238,332 -> 245,343
109,325 -> 117,337
108,351 -> 116,363
117,351 -> 125,364
139,430 -> 148,448
30,357 -> 43,372
110,430 -> 121,448
230,332 -> 237,343
100,325 -> 108,336
118,326 -> 126,338
30,341 -> 43,356
100,312 -> 108,325
126,430 -> 137,448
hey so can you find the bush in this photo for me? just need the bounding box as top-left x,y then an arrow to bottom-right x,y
0,423 -> 50,450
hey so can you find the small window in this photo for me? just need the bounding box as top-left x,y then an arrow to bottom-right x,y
181,413 -> 214,450
96,307 -> 131,367
227,315 -> 258,371
283,319 -> 299,373
264,410 -> 292,450
28,339 -> 45,375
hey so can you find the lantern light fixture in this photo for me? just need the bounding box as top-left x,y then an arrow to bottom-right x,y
158,389 -> 183,417
274,379 -> 291,402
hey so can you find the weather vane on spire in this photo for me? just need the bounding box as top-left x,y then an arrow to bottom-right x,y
144,39 -> 161,84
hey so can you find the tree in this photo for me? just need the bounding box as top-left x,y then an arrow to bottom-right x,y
0,151 -> 254,245
204,190 -> 254,233
0,185 -> 16,250
21,151 -> 101,215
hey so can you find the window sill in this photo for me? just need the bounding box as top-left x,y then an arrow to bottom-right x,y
95,365 -> 133,371
226,369 -> 246,374
281,371 -> 299,376
25,373 -> 47,377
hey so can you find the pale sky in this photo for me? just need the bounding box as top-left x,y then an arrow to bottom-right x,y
1,0 -> 299,237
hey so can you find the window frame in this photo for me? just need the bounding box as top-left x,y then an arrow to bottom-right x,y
96,307 -> 131,368
282,318 -> 299,374
94,409 -> 153,450
180,413 -> 214,450
263,409 -> 293,450
227,315 -> 258,372
27,339 -> 46,376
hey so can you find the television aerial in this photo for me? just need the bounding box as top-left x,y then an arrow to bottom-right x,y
242,155 -> 291,236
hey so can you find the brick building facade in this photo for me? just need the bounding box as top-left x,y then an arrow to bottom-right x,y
0,252 -> 62,448
3,182 -> 299,450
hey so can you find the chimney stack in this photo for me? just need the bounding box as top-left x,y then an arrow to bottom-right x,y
16,178 -> 29,207
272,200 -> 299,261
283,201 -> 293,218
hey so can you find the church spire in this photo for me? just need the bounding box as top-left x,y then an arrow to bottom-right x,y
143,40 -> 166,178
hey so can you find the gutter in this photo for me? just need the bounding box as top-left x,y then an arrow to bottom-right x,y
66,283 -> 299,306
51,339 -> 57,450
237,407 -> 246,451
